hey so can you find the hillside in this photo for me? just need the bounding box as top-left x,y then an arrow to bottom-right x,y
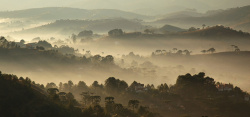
114,25 -> 250,39
159,10 -> 205,19
0,72 -> 83,117
154,5 -> 250,31
159,24 -> 186,33
0,7 -> 151,21
181,25 -> 250,38
233,20 -> 250,33
0,40 -> 144,85
2,69 -> 250,117
17,18 -> 145,35
206,5 -> 250,22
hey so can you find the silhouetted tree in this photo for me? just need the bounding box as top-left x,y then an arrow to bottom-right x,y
47,88 -> 59,95
188,27 -> 197,31
101,55 -> 114,64
90,96 -> 101,105
77,81 -> 88,91
183,49 -> 191,56
201,50 -> 207,54
157,83 -> 169,93
128,100 -> 140,111
144,29 -> 155,34
176,50 -> 183,55
68,80 -> 74,91
20,39 -> 25,44
207,48 -> 216,53
105,97 -> 115,113
108,29 -> 123,36
71,33 -> 77,43
175,72 -> 217,98
172,48 -> 178,53
46,82 -> 58,89
202,24 -> 206,29
78,30 -> 93,37
105,77 -> 128,94
37,40 -> 52,49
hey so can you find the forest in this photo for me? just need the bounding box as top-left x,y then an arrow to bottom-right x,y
1,1 -> 250,117
1,70 -> 250,117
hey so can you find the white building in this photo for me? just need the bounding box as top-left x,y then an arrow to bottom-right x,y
135,83 -> 147,93
217,84 -> 233,92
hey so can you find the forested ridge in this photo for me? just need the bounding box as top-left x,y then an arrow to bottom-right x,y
1,71 -> 250,117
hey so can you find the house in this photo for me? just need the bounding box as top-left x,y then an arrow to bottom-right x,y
26,42 -> 37,49
15,42 -> 26,48
217,84 -> 233,92
135,83 -> 147,93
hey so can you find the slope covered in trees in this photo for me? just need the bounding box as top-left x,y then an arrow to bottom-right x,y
0,72 -> 84,117
159,24 -> 186,33
154,5 -> 250,32
18,18 -> 145,35
1,71 -> 250,117
0,71 -> 160,117
181,25 -> 250,39
109,25 -> 250,40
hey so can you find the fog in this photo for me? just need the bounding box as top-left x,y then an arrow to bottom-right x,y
1,0 -> 250,15
1,34 -> 250,92
1,2 -> 250,117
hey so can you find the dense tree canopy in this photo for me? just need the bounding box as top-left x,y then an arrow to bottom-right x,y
108,29 -> 124,36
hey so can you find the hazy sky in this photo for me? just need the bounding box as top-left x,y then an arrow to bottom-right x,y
0,0 -> 250,14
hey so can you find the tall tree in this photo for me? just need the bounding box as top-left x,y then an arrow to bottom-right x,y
207,48 -> 216,53
90,96 -> 101,105
201,50 -> 207,54
108,29 -> 123,37
202,24 -> 206,29
105,97 -> 115,113
172,48 -> 178,53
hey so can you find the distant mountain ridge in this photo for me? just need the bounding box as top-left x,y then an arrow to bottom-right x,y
181,25 -> 250,38
17,18 -> 146,35
159,10 -> 205,19
154,5 -> 250,32
233,21 -> 250,32
0,7 -> 152,21
159,24 -> 186,32
117,25 -> 250,40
